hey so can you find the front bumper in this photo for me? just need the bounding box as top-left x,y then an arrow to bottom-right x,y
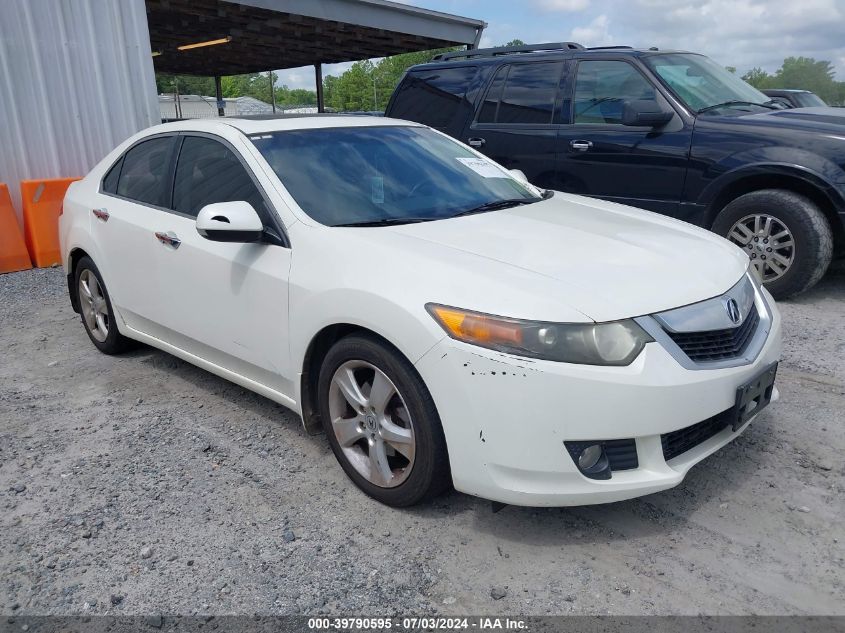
414,289 -> 782,507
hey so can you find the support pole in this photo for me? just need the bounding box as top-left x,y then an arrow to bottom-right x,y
315,62 -> 324,113
269,70 -> 276,113
215,76 -> 224,117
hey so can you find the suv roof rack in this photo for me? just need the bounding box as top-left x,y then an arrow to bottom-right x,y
432,42 -> 584,61
587,45 -> 634,51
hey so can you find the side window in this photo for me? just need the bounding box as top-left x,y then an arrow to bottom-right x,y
102,157 -> 123,194
172,136 -> 268,220
115,137 -> 174,206
573,60 -> 656,125
389,66 -> 479,131
477,62 -> 564,125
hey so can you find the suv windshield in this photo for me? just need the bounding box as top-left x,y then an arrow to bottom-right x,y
251,125 -> 541,227
793,92 -> 827,108
644,53 -> 772,113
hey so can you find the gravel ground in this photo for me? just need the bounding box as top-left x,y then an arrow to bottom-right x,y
1,265 -> 843,616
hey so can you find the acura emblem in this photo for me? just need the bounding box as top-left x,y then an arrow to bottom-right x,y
725,298 -> 742,325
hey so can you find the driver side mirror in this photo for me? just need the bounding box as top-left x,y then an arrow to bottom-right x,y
196,201 -> 264,243
622,100 -> 674,128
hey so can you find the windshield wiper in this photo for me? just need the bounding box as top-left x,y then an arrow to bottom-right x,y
332,217 -> 438,227
698,100 -> 779,114
450,198 -> 537,219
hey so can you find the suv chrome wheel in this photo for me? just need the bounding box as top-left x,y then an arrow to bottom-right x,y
78,268 -> 109,342
328,360 -> 416,488
727,213 -> 795,282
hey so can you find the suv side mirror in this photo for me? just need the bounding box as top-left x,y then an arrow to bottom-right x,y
622,100 -> 674,127
196,201 -> 264,243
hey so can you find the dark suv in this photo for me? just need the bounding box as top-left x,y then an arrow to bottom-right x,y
386,42 -> 845,298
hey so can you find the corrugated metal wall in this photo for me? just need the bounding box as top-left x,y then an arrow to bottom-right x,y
0,0 -> 159,219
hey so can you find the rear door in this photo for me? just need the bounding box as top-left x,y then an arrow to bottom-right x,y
556,58 -> 693,216
144,133 -> 294,396
94,134 -> 177,330
460,60 -> 567,190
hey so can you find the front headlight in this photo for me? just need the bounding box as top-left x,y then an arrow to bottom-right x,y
426,304 -> 653,366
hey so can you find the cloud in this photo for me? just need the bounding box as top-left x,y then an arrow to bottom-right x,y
532,0 -> 590,11
569,14 -> 612,47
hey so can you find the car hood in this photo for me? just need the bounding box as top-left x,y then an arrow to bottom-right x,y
387,193 -> 749,322
734,106 -> 845,132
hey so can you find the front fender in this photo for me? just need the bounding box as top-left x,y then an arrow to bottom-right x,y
698,147 -> 845,212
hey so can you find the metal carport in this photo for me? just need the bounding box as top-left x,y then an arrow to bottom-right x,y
147,0 -> 486,113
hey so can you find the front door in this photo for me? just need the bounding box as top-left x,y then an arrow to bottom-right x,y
145,134 -> 294,396
556,59 -> 693,217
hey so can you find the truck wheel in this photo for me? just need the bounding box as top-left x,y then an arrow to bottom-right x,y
713,189 -> 833,299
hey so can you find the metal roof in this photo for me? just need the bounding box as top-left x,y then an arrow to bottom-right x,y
148,0 -> 486,76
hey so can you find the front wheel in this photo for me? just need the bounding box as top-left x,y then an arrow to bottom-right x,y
317,334 -> 451,506
713,189 -> 833,299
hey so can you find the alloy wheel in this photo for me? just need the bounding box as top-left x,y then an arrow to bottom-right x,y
328,360 -> 416,488
78,269 -> 109,342
727,213 -> 795,282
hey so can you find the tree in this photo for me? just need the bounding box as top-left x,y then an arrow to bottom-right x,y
742,67 -> 772,89
773,57 -> 839,103
504,39 -> 526,47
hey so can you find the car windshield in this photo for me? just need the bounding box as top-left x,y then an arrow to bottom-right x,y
251,125 -> 541,227
794,92 -> 827,107
644,53 -> 772,113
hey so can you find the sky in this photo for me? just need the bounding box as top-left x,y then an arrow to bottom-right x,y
273,0 -> 845,90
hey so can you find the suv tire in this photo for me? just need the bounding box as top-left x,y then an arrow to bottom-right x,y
713,189 -> 833,299
317,333 -> 451,506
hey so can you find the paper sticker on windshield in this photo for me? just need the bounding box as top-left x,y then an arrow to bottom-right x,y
371,176 -> 385,204
455,157 -> 507,178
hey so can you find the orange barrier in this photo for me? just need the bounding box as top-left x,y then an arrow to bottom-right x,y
21,177 -> 80,268
0,183 -> 32,273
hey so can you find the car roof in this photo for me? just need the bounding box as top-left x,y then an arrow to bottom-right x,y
405,47 -> 693,71
147,114 -> 420,136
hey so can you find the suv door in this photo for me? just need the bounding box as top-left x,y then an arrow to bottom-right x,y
461,61 -> 567,190
556,59 -> 693,217
147,133 -> 294,396
95,134 -> 178,331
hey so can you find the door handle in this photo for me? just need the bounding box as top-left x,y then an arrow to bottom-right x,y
92,208 -> 109,222
570,140 -> 593,152
467,137 -> 486,148
154,231 -> 181,250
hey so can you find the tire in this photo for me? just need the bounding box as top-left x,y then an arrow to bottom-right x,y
317,333 -> 451,507
73,256 -> 135,354
712,189 -> 833,299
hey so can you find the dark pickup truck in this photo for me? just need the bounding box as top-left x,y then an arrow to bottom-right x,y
386,42 -> 845,298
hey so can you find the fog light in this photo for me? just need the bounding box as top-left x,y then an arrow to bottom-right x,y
564,440 -> 612,480
578,444 -> 603,470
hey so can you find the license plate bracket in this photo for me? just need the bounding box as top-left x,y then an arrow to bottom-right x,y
732,362 -> 778,431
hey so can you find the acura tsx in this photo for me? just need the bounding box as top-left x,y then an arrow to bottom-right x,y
59,116 -> 781,507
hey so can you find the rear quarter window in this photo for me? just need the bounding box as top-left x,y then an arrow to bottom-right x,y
389,66 -> 479,132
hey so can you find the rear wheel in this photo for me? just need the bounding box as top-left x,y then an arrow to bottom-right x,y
713,189 -> 833,299
317,334 -> 450,506
74,256 -> 134,354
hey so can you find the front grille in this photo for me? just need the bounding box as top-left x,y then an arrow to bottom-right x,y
667,305 -> 760,362
661,409 -> 732,462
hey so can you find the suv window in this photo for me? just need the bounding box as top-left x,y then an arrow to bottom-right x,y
573,60 -> 656,125
390,66 -> 478,131
172,136 -> 268,219
478,62 -> 564,125
115,137 -> 174,206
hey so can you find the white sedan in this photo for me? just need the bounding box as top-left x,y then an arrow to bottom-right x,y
60,116 -> 781,507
